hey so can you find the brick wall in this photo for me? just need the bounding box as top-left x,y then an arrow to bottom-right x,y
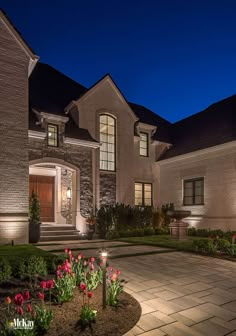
0,17 -> 30,243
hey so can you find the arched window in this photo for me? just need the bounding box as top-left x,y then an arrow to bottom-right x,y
99,115 -> 116,171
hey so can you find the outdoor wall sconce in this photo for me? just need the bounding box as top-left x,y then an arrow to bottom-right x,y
100,250 -> 108,309
66,187 -> 72,200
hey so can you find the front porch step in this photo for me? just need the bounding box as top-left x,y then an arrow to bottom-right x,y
41,225 -> 76,231
41,230 -> 79,237
39,234 -> 80,242
39,224 -> 80,242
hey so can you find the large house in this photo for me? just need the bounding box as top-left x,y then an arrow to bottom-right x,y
1,9 -> 236,243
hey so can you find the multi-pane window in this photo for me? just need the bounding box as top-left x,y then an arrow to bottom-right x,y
47,124 -> 58,147
183,178 -> 204,205
135,182 -> 152,206
99,115 -> 116,171
139,132 -> 148,156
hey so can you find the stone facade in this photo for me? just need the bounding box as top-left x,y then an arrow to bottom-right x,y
61,168 -> 73,224
100,172 -> 116,205
29,138 -> 94,219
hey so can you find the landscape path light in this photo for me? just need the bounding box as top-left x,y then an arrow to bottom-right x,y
100,250 -> 108,309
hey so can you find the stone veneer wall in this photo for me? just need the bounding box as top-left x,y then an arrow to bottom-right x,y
61,168 -> 73,224
100,172 -> 116,205
29,139 -> 93,218
0,16 -> 30,243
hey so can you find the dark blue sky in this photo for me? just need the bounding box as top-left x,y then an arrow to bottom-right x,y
2,0 -> 236,122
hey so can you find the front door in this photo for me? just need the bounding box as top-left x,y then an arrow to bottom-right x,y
29,175 -> 55,222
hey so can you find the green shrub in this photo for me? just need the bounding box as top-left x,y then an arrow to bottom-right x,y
144,227 -> 155,236
155,227 -> 170,235
188,227 -> 197,236
0,258 -> 11,283
226,245 -> 236,257
209,229 -> 224,238
47,255 -> 66,272
17,255 -> 47,280
106,231 -> 121,240
215,239 -> 231,252
192,239 -> 217,255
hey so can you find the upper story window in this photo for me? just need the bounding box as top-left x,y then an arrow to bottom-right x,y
135,182 -> 152,206
99,115 -> 116,171
47,124 -> 58,147
183,177 -> 204,206
139,132 -> 148,157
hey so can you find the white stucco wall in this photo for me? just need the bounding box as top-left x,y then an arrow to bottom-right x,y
72,77 -> 160,206
158,141 -> 236,231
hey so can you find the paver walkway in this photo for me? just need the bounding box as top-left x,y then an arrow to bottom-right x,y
112,252 -> 236,336
40,241 -> 236,335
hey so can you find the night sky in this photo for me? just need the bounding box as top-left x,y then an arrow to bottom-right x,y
2,0 -> 236,122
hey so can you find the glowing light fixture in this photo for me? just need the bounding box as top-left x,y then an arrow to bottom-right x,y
66,187 -> 72,200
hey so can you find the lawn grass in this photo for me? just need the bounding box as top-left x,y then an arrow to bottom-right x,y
0,244 -> 54,265
118,235 -> 207,252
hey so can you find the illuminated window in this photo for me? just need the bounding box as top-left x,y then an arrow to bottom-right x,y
99,115 -> 116,171
139,132 -> 148,156
135,182 -> 152,206
183,178 -> 204,205
47,124 -> 58,147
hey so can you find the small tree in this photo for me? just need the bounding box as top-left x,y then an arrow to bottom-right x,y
29,191 -> 40,223
29,191 -> 41,243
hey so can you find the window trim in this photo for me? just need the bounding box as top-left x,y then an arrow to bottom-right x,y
135,182 -> 153,206
139,132 -> 149,157
183,177 -> 204,206
99,114 -> 116,172
47,123 -> 59,147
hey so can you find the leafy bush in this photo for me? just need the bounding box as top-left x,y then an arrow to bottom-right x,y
226,245 -> 236,257
17,256 -> 47,280
144,227 -> 155,236
96,203 -> 153,238
154,226 -> 170,235
106,231 -> 120,240
0,258 -> 11,283
192,239 -> 217,255
215,239 -> 231,252
209,229 -> 224,238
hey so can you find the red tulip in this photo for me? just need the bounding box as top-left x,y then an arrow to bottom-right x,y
26,304 -> 32,313
46,280 -> 54,289
40,281 -> 47,289
15,306 -> 24,315
64,248 -> 68,253
37,292 -> 44,300
87,291 -> 92,298
23,291 -> 30,300
79,282 -> 86,291
14,294 -> 24,306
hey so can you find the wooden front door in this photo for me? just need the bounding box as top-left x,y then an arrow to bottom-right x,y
29,175 -> 55,222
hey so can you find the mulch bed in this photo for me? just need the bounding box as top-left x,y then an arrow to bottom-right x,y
0,280 -> 141,336
48,286 -> 141,336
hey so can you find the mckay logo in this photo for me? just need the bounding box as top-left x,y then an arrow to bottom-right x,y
8,318 -> 34,330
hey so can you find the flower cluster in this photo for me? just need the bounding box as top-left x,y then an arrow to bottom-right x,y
4,291 -> 34,321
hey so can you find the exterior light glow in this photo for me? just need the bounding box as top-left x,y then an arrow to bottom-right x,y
66,187 -> 71,200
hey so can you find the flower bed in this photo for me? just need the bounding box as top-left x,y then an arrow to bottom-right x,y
0,249 -> 141,335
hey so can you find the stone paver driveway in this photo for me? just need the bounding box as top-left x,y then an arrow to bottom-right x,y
111,252 -> 236,336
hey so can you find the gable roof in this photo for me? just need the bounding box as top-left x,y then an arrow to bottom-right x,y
74,73 -> 138,122
29,62 -> 87,115
159,94 -> 236,160
0,9 -> 38,74
129,102 -> 171,143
